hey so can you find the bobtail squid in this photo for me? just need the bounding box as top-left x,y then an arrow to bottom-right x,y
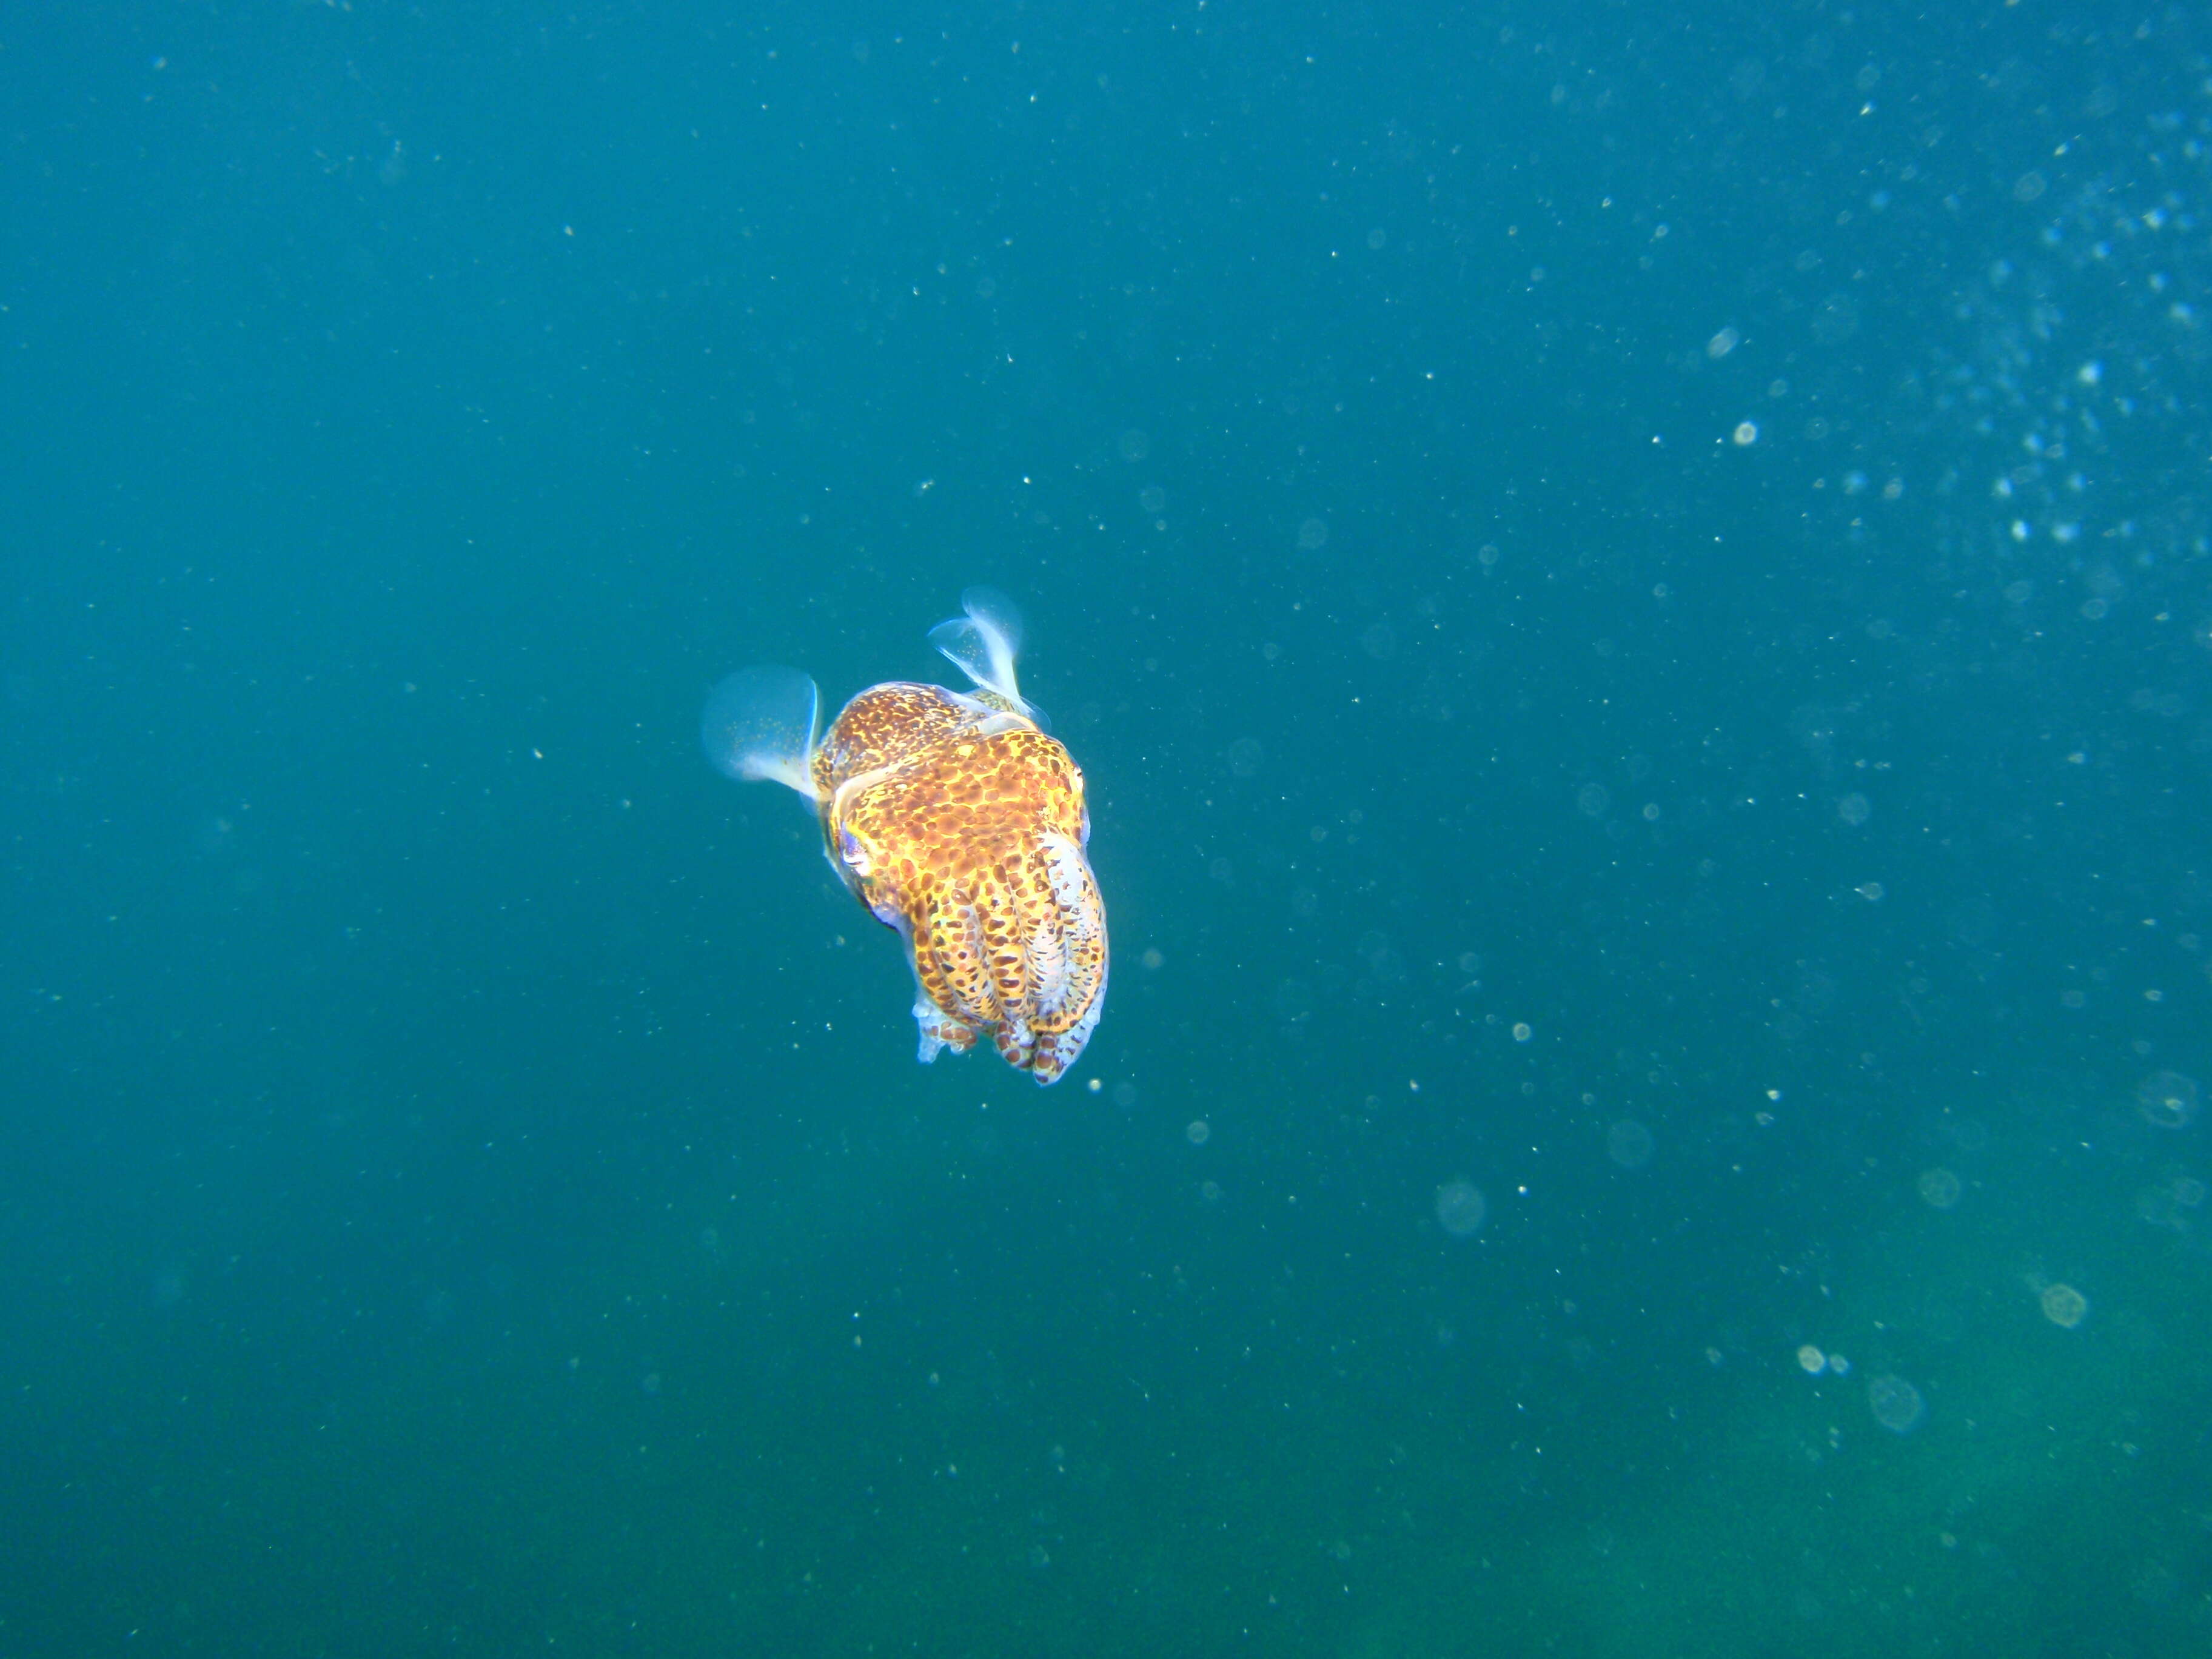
702,588 -> 1107,1085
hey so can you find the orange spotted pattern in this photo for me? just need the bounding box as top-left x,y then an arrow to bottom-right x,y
812,682 -> 1107,1085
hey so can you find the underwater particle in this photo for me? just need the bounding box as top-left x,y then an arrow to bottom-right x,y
1708,326 -> 1741,358
1733,420 -> 1759,446
1186,1119 -> 1211,1146
1577,782 -> 1612,817
1811,292 -> 1860,344
2136,1070 -> 2199,1129
1296,517 -> 1330,551
2136,1179 -> 2186,1228
1866,1374 -> 1926,1435
1917,1168 -> 1962,1210
1797,1344 -> 1826,1374
1227,737 -> 1265,777
2143,1173 -> 2209,1231
1118,429 -> 1151,462
1606,1119 -> 1655,1170
1838,793 -> 1872,826
1435,1180 -> 1487,1237
2039,1283 -> 2088,1328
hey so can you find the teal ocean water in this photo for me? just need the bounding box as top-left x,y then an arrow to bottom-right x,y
6,4 -> 2211,1654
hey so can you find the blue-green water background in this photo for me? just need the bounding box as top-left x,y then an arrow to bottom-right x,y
7,3 -> 2212,1654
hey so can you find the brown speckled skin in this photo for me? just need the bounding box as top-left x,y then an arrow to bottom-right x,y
812,682 -> 1107,1084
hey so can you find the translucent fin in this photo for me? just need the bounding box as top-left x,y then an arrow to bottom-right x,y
700,666 -> 821,800
912,990 -> 980,1065
927,586 -> 1040,721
